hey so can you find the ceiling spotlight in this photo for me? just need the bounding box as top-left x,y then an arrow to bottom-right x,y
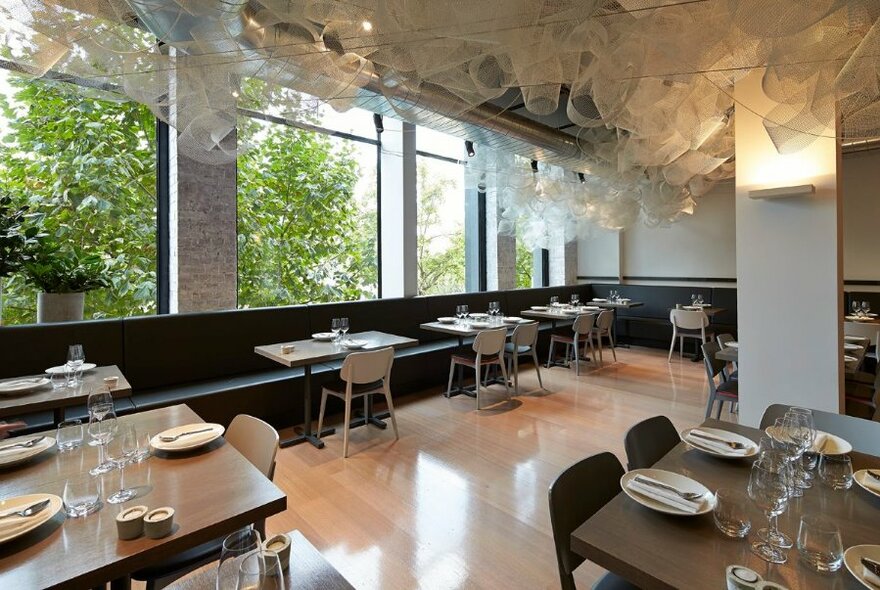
373,113 -> 384,134
465,140 -> 475,158
531,160 -> 539,173
578,172 -> 585,183
362,20 -> 373,32
231,90 -> 239,98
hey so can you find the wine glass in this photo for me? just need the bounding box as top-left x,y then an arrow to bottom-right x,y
852,301 -> 861,317
217,528 -> 263,590
330,318 -> 341,342
339,317 -> 349,341
550,296 -> 559,306
455,305 -> 463,324
748,454 -> 791,564
88,410 -> 118,476
570,294 -> 579,306
105,425 -> 137,504
788,407 -> 817,474
783,412 -> 813,489
691,293 -> 697,306
461,305 -> 469,322
238,549 -> 286,590
863,300 -> 871,315
88,390 -> 114,420
67,344 -> 85,385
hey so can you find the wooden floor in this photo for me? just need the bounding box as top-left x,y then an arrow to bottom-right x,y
266,346 -> 734,590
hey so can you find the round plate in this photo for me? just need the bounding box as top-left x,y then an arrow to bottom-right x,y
680,427 -> 759,459
854,470 -> 880,499
844,342 -> 862,351
621,468 -> 716,516
0,436 -> 56,468
844,545 -> 880,589
592,298 -> 608,302
45,363 -> 96,375
502,316 -> 522,323
437,317 -> 456,324
311,332 -> 335,342
0,378 -> 50,395
530,306 -> 548,311
469,321 -> 490,329
765,427 -> 853,455
150,423 -> 225,452
845,335 -> 868,342
0,493 -> 63,544
343,339 -> 368,349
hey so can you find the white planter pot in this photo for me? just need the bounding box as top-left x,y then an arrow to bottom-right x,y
37,292 -> 85,323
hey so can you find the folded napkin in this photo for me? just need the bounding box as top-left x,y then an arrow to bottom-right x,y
862,471 -> 880,494
626,476 -> 703,513
863,559 -> 880,587
685,430 -> 749,455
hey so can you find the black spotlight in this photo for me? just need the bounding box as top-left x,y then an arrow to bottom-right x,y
373,113 -> 384,134
531,160 -> 539,173
465,140 -> 475,158
578,172 -> 586,183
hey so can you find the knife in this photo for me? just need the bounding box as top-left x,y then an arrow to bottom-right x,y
688,430 -> 746,450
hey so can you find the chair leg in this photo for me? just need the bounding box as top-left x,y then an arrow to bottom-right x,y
609,331 -> 617,361
668,333 -> 676,362
705,392 -> 716,419
342,395 -> 352,458
565,343 -> 571,367
383,386 -> 399,440
317,390 -> 328,440
596,334 -> 604,366
679,336 -> 684,360
547,339 -> 555,368
499,359 -> 511,401
475,366 -> 482,410
574,338 -> 580,376
446,360 -> 456,397
716,399 -> 724,420
513,354 -> 520,395
532,350 -> 544,389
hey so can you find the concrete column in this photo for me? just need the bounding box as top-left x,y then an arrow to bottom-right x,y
486,187 -> 517,290
380,119 -> 418,298
549,234 -> 578,286
734,69 -> 843,425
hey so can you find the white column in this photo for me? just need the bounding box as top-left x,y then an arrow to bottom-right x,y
549,234 -> 578,286
734,69 -> 843,426
380,119 -> 418,298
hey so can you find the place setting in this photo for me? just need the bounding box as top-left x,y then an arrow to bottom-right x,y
150,423 -> 226,453
679,426 -> 759,459
0,434 -> 56,469
621,468 -> 716,516
0,493 -> 64,546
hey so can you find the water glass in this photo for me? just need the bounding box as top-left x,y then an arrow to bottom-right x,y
797,515 -> 843,572
713,488 -> 751,538
50,371 -> 66,390
57,419 -> 84,452
550,296 -> 559,306
818,454 -> 853,490
63,473 -> 102,518
131,429 -> 152,463
238,550 -> 286,590
218,528 -> 263,590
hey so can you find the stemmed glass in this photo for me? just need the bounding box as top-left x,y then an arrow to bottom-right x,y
339,317 -> 350,342
217,527 -> 263,590
570,294 -> 579,306
788,407 -> 817,476
331,318 -> 342,342
461,304 -> 469,324
550,296 -> 559,307
863,300 -> 871,315
691,293 -> 697,306
67,344 -> 85,386
783,413 -> 813,489
455,305 -> 464,324
852,301 -> 862,317
748,452 -> 792,564
106,425 -> 138,504
87,390 -> 114,446
88,410 -> 118,476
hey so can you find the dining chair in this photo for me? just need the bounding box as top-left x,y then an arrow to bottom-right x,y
548,452 -> 638,590
715,332 -> 738,380
446,327 -> 511,410
131,414 -> 280,590
591,310 -> 617,366
505,321 -> 543,395
624,415 -> 680,470
702,341 -> 738,419
548,313 -> 597,376
317,346 -> 397,458
668,309 -> 714,362
759,403 -> 880,455
845,321 -> 879,365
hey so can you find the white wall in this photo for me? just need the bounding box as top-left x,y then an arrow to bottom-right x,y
577,230 -> 620,279
843,149 -> 880,286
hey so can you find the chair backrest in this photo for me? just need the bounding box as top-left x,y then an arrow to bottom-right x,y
511,321 -> 539,347
595,310 -> 614,331
759,404 -> 880,455
844,321 -> 878,348
702,341 -> 725,380
716,333 -> 735,349
226,414 -> 279,479
473,327 -> 507,356
572,313 -> 597,336
670,309 -> 708,330
548,452 -> 624,590
340,347 -> 395,384
624,415 -> 680,470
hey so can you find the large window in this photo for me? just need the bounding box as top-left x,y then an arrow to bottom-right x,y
416,127 -> 466,295
236,91 -> 378,306
0,69 -> 157,325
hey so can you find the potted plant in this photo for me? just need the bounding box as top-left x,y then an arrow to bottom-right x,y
0,196 -> 42,325
24,241 -> 112,323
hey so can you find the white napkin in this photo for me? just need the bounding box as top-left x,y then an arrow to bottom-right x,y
862,471 -> 880,494
685,430 -> 749,455
626,476 -> 703,514
863,561 -> 880,587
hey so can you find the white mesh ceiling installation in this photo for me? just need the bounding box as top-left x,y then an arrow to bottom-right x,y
2,0 -> 879,233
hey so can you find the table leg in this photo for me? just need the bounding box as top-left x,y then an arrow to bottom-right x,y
280,365 -> 336,449
351,395 -> 388,430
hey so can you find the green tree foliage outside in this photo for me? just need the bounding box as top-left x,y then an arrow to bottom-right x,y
0,74 -> 157,325
417,161 -> 465,295
516,240 -> 533,288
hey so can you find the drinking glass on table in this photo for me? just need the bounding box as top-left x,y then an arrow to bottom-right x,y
713,488 -> 751,539
217,527 -> 263,590
771,416 -> 806,496
748,452 -> 791,563
550,296 -> 559,307
852,301 -> 862,317
783,412 -> 813,488
863,300 -> 871,315
818,454 -> 853,490
105,425 -> 137,504
88,410 -> 118,476
797,515 -> 843,573
67,344 -> 85,386
63,472 -> 101,518
339,317 -> 350,341
131,429 -> 152,463
461,304 -> 469,323
87,390 -> 114,446
238,549 -> 286,590
331,318 -> 342,342
570,294 -> 579,306
57,419 -> 84,452
788,407 -> 817,474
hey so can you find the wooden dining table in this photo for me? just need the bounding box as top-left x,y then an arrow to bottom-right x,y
0,404 -> 286,590
571,418 -> 880,589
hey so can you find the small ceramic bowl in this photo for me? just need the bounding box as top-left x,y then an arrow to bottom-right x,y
143,507 -> 175,539
263,533 -> 291,570
116,505 -> 148,540
103,376 -> 119,389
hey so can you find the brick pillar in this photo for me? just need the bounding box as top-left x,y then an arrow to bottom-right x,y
549,234 -> 577,286
486,186 -> 516,290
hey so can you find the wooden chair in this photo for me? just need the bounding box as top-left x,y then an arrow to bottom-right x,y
624,415 -> 680,470
548,313 -> 597,376
668,309 -> 714,362
590,310 -> 617,366
759,404 -> 880,455
548,452 -> 638,590
702,341 -> 738,419
446,327 -> 511,410
317,346 -> 398,458
505,321 -> 543,395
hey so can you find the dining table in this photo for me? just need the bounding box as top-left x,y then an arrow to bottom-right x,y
255,331 -> 418,449
0,365 -> 132,425
571,418 -> 880,589
0,404 -> 287,590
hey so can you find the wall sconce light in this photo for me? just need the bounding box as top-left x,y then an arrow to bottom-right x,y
748,184 -> 815,200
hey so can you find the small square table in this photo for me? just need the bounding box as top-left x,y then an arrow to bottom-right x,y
255,331 -> 418,449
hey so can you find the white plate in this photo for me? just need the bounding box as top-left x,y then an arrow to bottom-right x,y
0,378 -> 50,395
844,342 -> 862,351
562,308 -> 579,314
0,436 -> 56,468
845,355 -> 859,363
680,427 -> 759,459
469,321 -> 491,329
343,339 -> 368,349
0,493 -> 63,544
682,305 -> 701,310
150,423 -> 225,452
502,316 -> 523,323
592,298 -> 608,302
844,545 -> 880,589
726,341 -> 739,349
846,335 -> 869,342
437,317 -> 456,324
621,468 -> 716,516
582,306 -> 601,311
312,332 -> 335,342
853,469 -> 880,499
530,306 -> 548,311
44,363 -> 96,375
846,316 -> 875,322
765,427 -> 853,455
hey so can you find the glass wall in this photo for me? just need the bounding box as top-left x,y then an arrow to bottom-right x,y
0,69 -> 157,325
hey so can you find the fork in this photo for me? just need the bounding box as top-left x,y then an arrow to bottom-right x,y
159,427 -> 214,443
633,476 -> 703,501
0,436 -> 45,453
0,499 -> 51,520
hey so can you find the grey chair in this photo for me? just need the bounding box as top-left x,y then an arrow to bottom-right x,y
548,452 -> 638,590
591,310 -> 617,366
447,327 -> 511,410
668,309 -> 714,362
624,415 -> 680,471
505,321 -> 543,395
548,313 -> 598,376
715,333 -> 738,381
702,341 -> 738,419
759,404 -> 880,455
